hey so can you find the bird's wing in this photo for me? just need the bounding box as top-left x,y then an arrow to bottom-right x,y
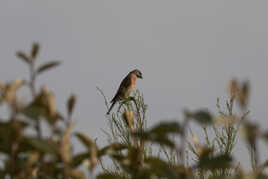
111,74 -> 131,103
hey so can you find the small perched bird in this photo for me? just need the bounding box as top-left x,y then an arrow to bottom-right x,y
107,69 -> 143,115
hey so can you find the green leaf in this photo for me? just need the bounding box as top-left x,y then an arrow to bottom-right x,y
21,89 -> 62,124
75,133 -> 98,172
143,157 -> 177,179
134,131 -> 175,148
198,154 -> 232,169
75,133 -> 95,149
151,122 -> 182,135
238,81 -> 250,108
16,51 -> 30,64
31,42 -> 40,59
263,160 -> 268,167
22,104 -> 43,120
133,121 -> 181,148
71,152 -> 90,168
188,110 -> 213,125
0,121 -> 28,153
243,121 -> 259,148
98,143 -> 127,157
67,94 -> 76,117
25,137 -> 58,154
37,61 -> 61,75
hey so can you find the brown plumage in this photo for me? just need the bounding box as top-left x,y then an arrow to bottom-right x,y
107,69 -> 143,115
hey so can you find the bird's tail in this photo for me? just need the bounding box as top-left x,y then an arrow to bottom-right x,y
106,100 -> 116,115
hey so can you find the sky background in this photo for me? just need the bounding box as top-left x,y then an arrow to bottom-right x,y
1,0 -> 268,169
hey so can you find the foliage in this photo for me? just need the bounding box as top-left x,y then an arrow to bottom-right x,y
0,43 -> 268,179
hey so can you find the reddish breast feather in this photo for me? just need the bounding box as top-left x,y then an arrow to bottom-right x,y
131,76 -> 136,87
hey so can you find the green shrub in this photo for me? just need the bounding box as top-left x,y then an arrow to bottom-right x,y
0,43 -> 267,179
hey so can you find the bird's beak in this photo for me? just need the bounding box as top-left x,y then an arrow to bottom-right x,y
140,75 -> 143,79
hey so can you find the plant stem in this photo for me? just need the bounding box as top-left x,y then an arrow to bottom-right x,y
179,117 -> 189,166
29,62 -> 41,138
130,97 -> 144,153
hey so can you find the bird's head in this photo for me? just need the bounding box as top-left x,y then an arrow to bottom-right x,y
131,69 -> 143,79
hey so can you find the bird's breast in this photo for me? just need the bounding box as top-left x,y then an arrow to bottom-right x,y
131,76 -> 136,87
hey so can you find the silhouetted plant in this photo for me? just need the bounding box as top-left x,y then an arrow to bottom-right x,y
0,43 -> 268,179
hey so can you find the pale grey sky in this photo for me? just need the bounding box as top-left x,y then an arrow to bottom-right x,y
1,0 -> 268,168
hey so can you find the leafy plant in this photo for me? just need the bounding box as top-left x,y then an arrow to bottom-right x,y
0,43 -> 268,179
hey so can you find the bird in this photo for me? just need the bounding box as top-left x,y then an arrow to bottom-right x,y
107,69 -> 143,115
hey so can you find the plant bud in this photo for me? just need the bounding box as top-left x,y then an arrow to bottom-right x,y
192,135 -> 202,155
238,81 -> 249,109
227,78 -> 239,99
123,109 -> 134,131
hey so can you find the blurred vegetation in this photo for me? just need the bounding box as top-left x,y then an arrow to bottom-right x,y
0,42 -> 267,179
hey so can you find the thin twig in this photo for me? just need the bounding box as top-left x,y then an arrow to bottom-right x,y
179,117 -> 189,166
29,61 -> 42,139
